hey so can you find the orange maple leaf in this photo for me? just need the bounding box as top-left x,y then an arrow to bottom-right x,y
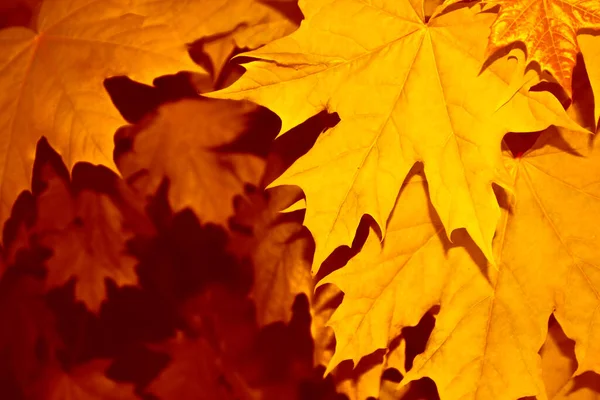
443,0 -> 600,98
115,98 -> 270,227
42,192 -> 138,313
230,185 -> 313,327
28,139 -> 141,313
210,0 -> 583,273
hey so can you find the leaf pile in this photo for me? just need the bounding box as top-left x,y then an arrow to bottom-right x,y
0,0 -> 600,399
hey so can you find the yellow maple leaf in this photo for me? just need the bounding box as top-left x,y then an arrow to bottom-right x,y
318,166 -> 450,375
0,0 -> 202,232
321,127 -> 600,399
209,0 -> 584,273
443,0 -> 600,100
404,129 -> 600,398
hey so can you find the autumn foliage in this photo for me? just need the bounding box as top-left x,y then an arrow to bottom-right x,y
0,0 -> 599,399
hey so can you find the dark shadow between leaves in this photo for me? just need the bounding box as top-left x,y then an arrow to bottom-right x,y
570,52 -> 597,132
0,1 -> 37,30
260,0 -> 304,23
402,308 -> 438,372
314,215 -> 371,283
479,41 -> 526,77
503,131 -> 544,158
187,33 -> 234,80
506,126 -> 586,159
104,73 -> 204,125
569,371 -> 600,395
215,104 -> 282,158
530,80 -> 571,109
299,365 -> 348,400
262,111 -> 340,187
129,179 -> 252,304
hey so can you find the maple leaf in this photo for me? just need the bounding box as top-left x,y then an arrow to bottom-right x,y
321,126 -> 600,399
28,138 -> 140,313
41,192 -> 138,313
230,186 -> 313,326
444,0 -> 600,99
0,0 -> 202,231
210,0 -> 583,272
318,166 -> 449,375
115,98 -> 269,227
127,0 -> 301,82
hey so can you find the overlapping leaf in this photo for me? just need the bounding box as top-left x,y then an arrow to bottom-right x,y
322,127 -> 600,399
210,0 -> 583,272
